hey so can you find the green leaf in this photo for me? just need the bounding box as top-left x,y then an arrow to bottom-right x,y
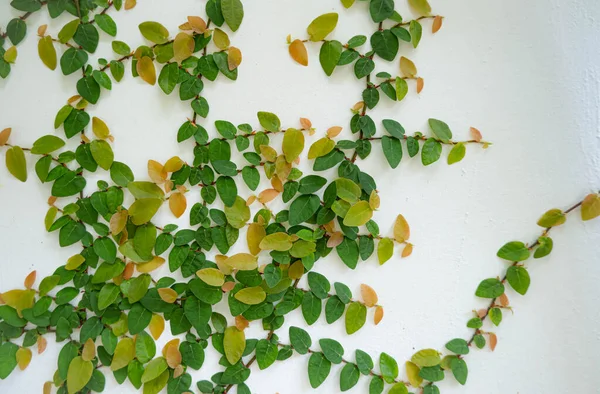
345,302 -> 366,334
129,198 -> 163,225
139,22 -> 170,44
496,241 -> 530,261
221,0 -> 244,31
389,383 -> 409,394
95,14 -> 117,36
283,128 -> 305,163
289,194 -> 320,225
58,220 -> 86,246
98,283 -> 120,310
307,13 -> 338,42
379,352 -> 398,383
489,307 -> 503,326
141,357 -> 168,383
73,24 -> 99,53
428,118 -> 453,142
112,41 -> 131,56
450,357 -> 468,385
369,0 -> 394,23
216,176 -> 237,207
411,349 -> 441,368
320,338 -> 343,364
301,291 -> 321,325
307,272 -> 330,299
67,356 -> 93,394
0,342 -> 18,379
110,161 -> 134,187
180,341 -> 205,370
60,48 -> 88,75
448,142 -> 466,164
319,40 -> 342,76
255,339 -> 278,370
325,296 -> 345,323
6,146 -> 27,182
474,278 -> 505,298
128,274 -> 152,303
537,208 -> 566,228
308,352 -> 331,388
381,136 -> 402,169
506,265 -> 530,295
340,363 -> 360,391
7,18 -> 26,45
369,376 -> 384,394
111,338 -> 135,371
445,338 -> 469,355
377,237 -> 394,265
370,30 -> 398,61
409,20 -> 423,48
355,350 -> 373,375
90,140 -> 114,170
335,178 -> 361,203
419,365 -> 444,382
58,19 -> 80,44
343,201 -> 373,226
421,138 -> 441,166
534,236 -> 553,259
289,326 -> 312,355
257,112 -> 281,132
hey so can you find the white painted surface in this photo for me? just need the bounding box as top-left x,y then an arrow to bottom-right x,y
1,0 -> 600,393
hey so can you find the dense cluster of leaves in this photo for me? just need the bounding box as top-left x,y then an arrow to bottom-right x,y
1,0 -> 598,394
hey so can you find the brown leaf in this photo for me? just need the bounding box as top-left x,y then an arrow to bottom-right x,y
470,127 -> 482,142
235,315 -> 249,331
169,192 -> 187,218
173,364 -> 184,378
228,47 -> 242,70
498,293 -> 509,307
360,284 -> 378,307
374,306 -> 384,325
488,332 -> 498,351
136,56 -> 156,85
110,209 -> 128,235
187,16 -> 207,33
37,336 -> 47,354
24,271 -> 36,289
300,118 -> 312,129
477,309 -> 487,318
326,126 -> 342,138
158,287 -> 178,303
258,189 -> 279,204
432,16 -> 443,33
0,128 -> 11,146
124,0 -> 136,9
416,77 -> 424,93
222,281 -> 236,292
148,160 -> 167,184
326,232 -> 344,248
393,214 -> 410,242
47,196 -> 57,206
289,39 -> 308,66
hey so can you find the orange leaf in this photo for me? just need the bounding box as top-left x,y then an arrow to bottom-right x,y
136,56 -> 156,85
289,39 -> 308,66
326,232 -> 344,248
374,306 -> 384,325
166,344 -> 182,368
300,118 -> 312,129
488,332 -> 498,351
416,77 -> 424,93
162,338 -> 180,358
122,262 -> 134,280
149,314 -> 165,340
169,192 -> 187,218
37,24 -> 47,36
0,128 -> 11,146
187,16 -> 207,33
498,293 -> 509,307
158,287 -> 178,303
477,309 -> 487,318
360,284 -> 378,307
235,315 -> 249,331
401,243 -> 413,258
432,16 -> 443,33
228,47 -> 242,70
326,126 -> 342,138
24,271 -> 36,289
470,127 -> 482,142
222,281 -> 236,292
246,195 -> 256,206
37,336 -> 47,354
148,160 -> 167,184
258,189 -> 279,204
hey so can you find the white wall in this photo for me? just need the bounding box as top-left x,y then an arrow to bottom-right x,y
1,0 -> 599,393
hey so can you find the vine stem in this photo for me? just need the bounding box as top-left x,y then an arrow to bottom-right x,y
466,197 -> 585,347
393,15 -> 440,28
366,134 -> 489,146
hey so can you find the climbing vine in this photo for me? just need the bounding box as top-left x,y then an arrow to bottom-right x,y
0,0 -> 599,394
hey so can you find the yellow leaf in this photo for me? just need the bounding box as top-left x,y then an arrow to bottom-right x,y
173,32 -> 195,62
307,13 -> 338,42
393,214 -> 410,242
289,39 -> 308,66
374,306 -> 384,325
158,288 -> 178,303
4,46 -> 17,63
288,260 -> 305,279
38,36 -> 57,70
282,128 -> 305,163
92,117 -> 110,139
24,271 -> 36,289
259,145 -> 278,162
169,192 -> 187,218
149,314 -> 165,340
1,289 -> 35,316
109,209 -> 128,235
43,381 -> 52,394
66,254 -> 86,270
137,256 -> 165,273
360,284 -> 378,307
308,137 -> 335,159
67,356 -> 93,394
196,268 -> 225,286
377,238 -> 394,265
224,196 -> 251,229
187,16 -> 207,33
164,156 -> 184,173
259,232 -> 293,251
343,201 -> 373,227
234,286 -> 266,305
247,223 -> 266,255
215,255 -> 234,275
432,16 -> 443,33
110,337 -> 135,371
0,128 -> 11,146
213,28 -> 230,50
81,338 -> 96,361
223,327 -> 245,364
408,0 -> 432,16
405,361 -> 423,387
16,347 -> 32,370
125,0 -> 136,9
225,253 -> 258,271
582,193 -> 600,221
137,56 -> 156,85
400,56 -> 417,78
228,47 -> 242,70
369,190 -> 380,210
